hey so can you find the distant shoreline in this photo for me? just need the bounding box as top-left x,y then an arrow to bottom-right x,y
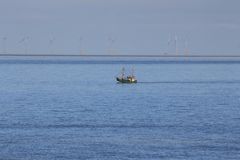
1,54 -> 240,58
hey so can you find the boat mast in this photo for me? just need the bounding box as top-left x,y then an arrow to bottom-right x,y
121,67 -> 125,78
131,67 -> 134,77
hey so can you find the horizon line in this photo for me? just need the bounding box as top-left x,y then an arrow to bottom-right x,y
1,54 -> 240,58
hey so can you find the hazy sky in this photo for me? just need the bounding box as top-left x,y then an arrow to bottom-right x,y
0,0 -> 240,55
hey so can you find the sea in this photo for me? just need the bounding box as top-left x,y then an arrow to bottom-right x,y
0,56 -> 240,160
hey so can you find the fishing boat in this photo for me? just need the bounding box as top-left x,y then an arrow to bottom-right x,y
116,67 -> 137,83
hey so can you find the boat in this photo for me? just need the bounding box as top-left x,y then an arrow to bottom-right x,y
116,67 -> 137,83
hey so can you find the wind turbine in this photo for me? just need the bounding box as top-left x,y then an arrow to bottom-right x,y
79,37 -> 84,55
174,35 -> 178,56
167,34 -> 172,55
2,37 -> 7,54
184,40 -> 189,57
107,37 -> 115,55
19,36 -> 29,54
49,37 -> 55,55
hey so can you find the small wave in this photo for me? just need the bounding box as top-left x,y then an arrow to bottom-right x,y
0,123 -> 176,130
138,80 -> 240,84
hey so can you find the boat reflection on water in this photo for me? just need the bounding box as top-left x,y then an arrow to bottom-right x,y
116,67 -> 137,83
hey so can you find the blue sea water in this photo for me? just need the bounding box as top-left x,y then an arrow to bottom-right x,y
0,56 -> 240,160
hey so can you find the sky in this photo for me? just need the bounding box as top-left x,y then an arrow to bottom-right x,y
0,0 -> 240,55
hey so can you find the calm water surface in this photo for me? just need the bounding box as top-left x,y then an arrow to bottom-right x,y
0,57 -> 240,160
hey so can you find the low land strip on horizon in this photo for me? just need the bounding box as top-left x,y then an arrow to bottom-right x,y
1,54 -> 240,57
